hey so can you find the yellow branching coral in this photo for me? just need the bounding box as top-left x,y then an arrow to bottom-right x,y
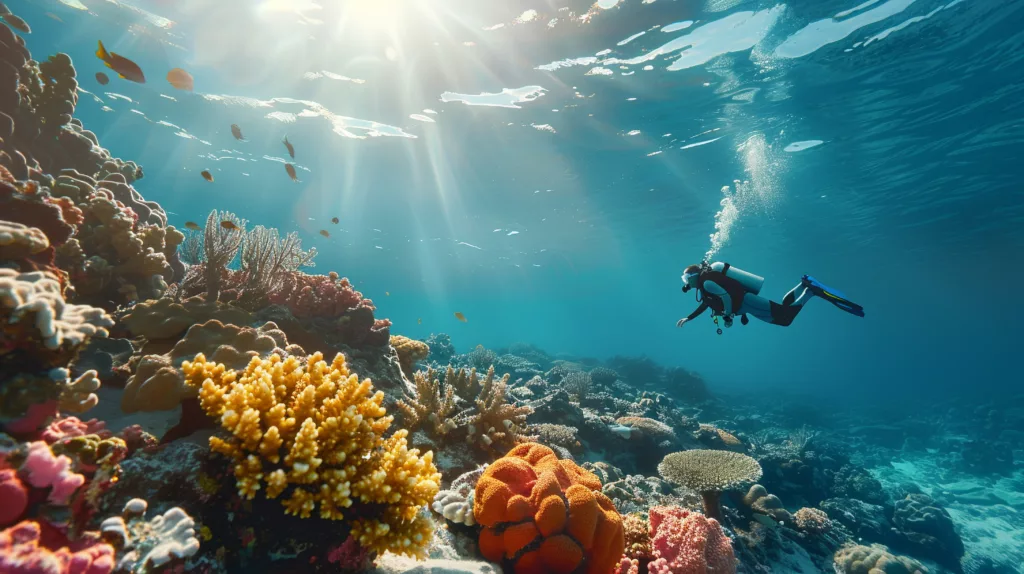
390,335 -> 429,380
182,351 -> 441,558
396,367 -> 456,438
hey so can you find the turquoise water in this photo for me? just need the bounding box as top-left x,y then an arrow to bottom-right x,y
18,0 -> 1024,402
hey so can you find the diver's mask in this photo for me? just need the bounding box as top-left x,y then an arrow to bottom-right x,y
681,271 -> 700,293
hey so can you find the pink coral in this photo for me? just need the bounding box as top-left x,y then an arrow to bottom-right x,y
22,442 -> 85,505
648,506 -> 737,574
0,520 -> 114,574
41,418 -> 110,445
0,469 -> 28,527
614,556 -> 640,574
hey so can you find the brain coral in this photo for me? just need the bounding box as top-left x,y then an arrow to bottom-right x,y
182,351 -> 441,558
473,442 -> 624,574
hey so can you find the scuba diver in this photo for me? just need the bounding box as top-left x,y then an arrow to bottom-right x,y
677,261 -> 864,332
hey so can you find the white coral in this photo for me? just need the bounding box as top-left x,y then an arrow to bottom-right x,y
102,498 -> 201,571
0,269 -> 113,349
431,465 -> 487,526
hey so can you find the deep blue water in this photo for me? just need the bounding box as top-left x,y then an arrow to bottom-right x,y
16,0 -> 1024,403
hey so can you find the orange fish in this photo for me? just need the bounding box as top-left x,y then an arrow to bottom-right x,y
200,170 -> 213,182
166,68 -> 194,91
319,230 -> 329,238
283,136 -> 295,159
230,124 -> 244,141
96,41 -> 145,83
454,312 -> 467,322
184,221 -> 200,231
220,220 -> 239,230
95,72 -> 109,85
285,163 -> 298,182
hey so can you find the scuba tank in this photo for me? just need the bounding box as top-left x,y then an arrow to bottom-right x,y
709,262 -> 764,295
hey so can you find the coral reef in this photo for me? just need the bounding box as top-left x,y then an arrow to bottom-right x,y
397,366 -> 457,439
473,443 -> 624,574
658,450 -> 762,521
462,366 -> 535,454
182,350 -> 441,558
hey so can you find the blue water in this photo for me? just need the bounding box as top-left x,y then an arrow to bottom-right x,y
17,0 -> 1024,403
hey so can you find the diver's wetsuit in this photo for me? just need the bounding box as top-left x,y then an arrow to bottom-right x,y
685,270 -> 812,326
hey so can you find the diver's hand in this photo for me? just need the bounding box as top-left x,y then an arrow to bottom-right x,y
676,318 -> 689,328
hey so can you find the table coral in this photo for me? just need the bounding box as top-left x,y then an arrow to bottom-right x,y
647,506 -> 737,574
473,442 -> 624,574
658,450 -> 762,521
181,351 -> 441,558
121,320 -> 291,413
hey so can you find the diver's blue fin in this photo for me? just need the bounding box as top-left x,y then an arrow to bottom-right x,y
802,275 -> 865,317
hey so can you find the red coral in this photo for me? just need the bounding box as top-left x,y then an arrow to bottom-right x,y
647,506 -> 737,574
326,535 -> 372,571
0,520 -> 114,574
45,196 -> 84,227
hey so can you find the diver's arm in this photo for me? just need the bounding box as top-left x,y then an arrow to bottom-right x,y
678,302 -> 709,326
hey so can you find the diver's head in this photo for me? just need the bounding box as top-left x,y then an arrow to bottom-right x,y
681,264 -> 702,292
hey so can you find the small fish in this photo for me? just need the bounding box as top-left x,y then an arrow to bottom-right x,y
230,124 -> 244,141
166,68 -> 194,91
331,217 -> 339,224
2,13 -> 30,34
95,72 -> 110,85
200,170 -> 213,182
184,221 -> 201,231
417,318 -> 422,325
319,230 -> 329,238
96,41 -> 145,83
283,136 -> 295,158
454,312 -> 467,323
220,220 -> 239,230
385,291 -> 390,296
285,163 -> 298,182
46,13 -> 63,23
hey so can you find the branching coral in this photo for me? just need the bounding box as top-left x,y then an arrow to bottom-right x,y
391,335 -> 429,380
648,506 -> 737,574
473,443 -> 624,574
182,351 -> 440,558
462,366 -> 535,453
563,371 -> 593,402
121,320 -> 292,413
658,450 -> 762,521
397,367 -> 457,438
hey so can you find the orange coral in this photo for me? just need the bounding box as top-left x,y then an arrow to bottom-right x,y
474,443 -> 624,574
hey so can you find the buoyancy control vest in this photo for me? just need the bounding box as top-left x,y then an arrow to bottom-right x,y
696,262 -> 764,315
